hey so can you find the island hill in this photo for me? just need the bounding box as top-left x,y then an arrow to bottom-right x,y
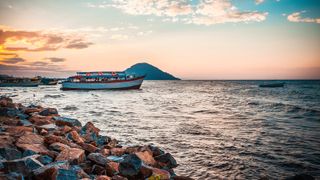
125,63 -> 180,80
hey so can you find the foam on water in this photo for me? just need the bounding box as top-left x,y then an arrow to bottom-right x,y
1,80 -> 320,179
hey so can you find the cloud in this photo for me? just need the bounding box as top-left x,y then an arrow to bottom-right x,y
89,0 -> 268,25
110,34 -> 129,40
255,0 -> 264,5
44,57 -> 66,62
287,11 -> 320,24
1,57 -> 25,64
0,28 -> 93,52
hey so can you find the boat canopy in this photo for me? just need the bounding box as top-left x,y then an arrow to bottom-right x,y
70,71 -> 129,79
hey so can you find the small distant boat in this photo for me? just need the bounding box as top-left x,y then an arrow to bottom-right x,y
41,78 -> 58,85
0,76 -> 41,87
259,82 -> 285,88
61,71 -> 145,90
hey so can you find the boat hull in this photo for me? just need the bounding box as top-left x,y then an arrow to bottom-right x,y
61,76 -> 144,90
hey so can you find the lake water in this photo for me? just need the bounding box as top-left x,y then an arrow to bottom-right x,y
1,80 -> 320,179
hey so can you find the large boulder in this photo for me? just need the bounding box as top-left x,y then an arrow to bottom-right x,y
36,155 -> 53,165
3,155 -> 43,177
49,142 -> 70,152
70,165 -> 90,179
149,167 -> 171,180
110,148 -> 126,156
56,148 -> 85,165
33,161 -> 78,180
67,130 -> 84,143
39,108 -> 58,116
15,132 -> 50,155
53,116 -> 82,127
78,142 -> 99,153
29,115 -> 53,126
0,147 -> 22,160
87,153 -> 109,166
119,154 -> 142,178
0,135 -> 16,148
154,153 -> 178,169
135,150 -> 156,166
4,126 -> 34,136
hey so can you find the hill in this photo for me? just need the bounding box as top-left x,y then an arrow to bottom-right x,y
125,63 -> 180,80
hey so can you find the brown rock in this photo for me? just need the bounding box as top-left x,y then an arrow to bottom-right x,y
15,132 -> 49,154
40,129 -> 48,136
135,150 -> 157,166
39,108 -> 58,116
49,142 -> 70,152
61,125 -> 72,133
79,161 -> 93,174
0,116 -> 19,126
29,115 -> 53,126
149,168 -> 171,180
69,130 -> 84,143
96,175 -> 111,180
0,134 -> 16,148
44,134 -> 69,145
111,175 -> 128,180
78,142 -> 98,153
87,153 -> 109,166
140,166 -> 153,179
4,126 -> 34,136
108,162 -> 119,173
24,108 -> 41,115
56,148 -> 85,165
110,148 -> 126,156
0,97 -> 13,107
106,139 -> 118,149
82,122 -> 100,135
33,161 -> 72,180
100,148 -> 110,156
91,164 -> 106,175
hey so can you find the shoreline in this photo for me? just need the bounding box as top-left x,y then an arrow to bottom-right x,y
0,96 -> 192,180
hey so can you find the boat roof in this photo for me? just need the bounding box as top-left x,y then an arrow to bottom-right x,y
76,71 -> 125,75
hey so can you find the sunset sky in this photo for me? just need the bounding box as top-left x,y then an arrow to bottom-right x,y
0,0 -> 319,79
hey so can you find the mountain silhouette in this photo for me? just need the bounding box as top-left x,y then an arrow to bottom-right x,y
125,63 -> 180,80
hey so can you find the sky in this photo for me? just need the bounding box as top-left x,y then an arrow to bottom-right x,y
0,0 -> 319,79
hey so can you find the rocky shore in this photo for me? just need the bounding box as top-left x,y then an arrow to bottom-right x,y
0,96 -> 193,180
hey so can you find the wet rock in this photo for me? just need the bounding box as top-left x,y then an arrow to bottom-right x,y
81,122 -> 100,136
135,150 -> 156,166
3,155 -> 43,177
18,119 -> 32,126
56,148 -> 85,165
285,174 -> 315,180
53,116 -> 82,127
154,153 -> 178,169
119,154 -> 142,177
39,108 -> 58,116
39,123 -> 57,131
97,135 -> 111,147
0,147 -> 22,160
22,150 -> 37,157
107,156 -> 124,163
110,148 -> 126,156
0,135 -> 15,148
5,126 -> 34,136
148,145 -> 165,157
0,172 -> 25,180
36,155 -> 53,165
68,130 -> 84,143
96,175 -> 112,180
33,161 -> 71,179
49,142 -> 70,152
29,115 -> 53,126
92,164 -> 107,175
70,165 -> 90,179
87,153 -> 109,166
78,142 -> 99,153
149,167 -> 171,180
24,108 -> 41,115
16,132 -> 49,155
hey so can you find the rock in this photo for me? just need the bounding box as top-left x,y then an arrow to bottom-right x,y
97,135 -> 111,147
36,155 -> 53,165
33,161 -> 71,179
173,176 -> 194,180
135,150 -> 156,166
108,161 -> 120,173
111,175 -> 128,180
39,108 -> 58,116
16,132 -> 50,155
44,134 -> 70,145
70,165 -> 90,179
81,122 -> 100,136
61,125 -> 72,133
91,164 -> 106,175
110,148 -> 126,156
18,119 -> 32,126
154,153 -> 178,169
0,97 -> 13,107
53,116 -> 82,127
0,115 -> 19,125
22,150 -> 37,157
140,165 -> 153,179
39,123 -> 57,131
148,145 -> 165,157
100,148 -> 110,156
87,153 -> 109,166
0,147 -> 22,160
68,130 -> 84,143
56,148 -> 85,165
119,154 -> 142,177
24,107 -> 41,115
29,115 -> 53,126
0,172 -> 25,180
4,126 -> 34,136
106,139 -> 118,149
149,167 -> 171,180
107,156 -> 124,163
39,128 -> 48,136
49,142 -> 70,152
285,174 -> 315,180
96,175 -> 112,180
0,135 -> 15,148
79,161 -> 93,174
3,155 -> 43,177
78,142 -> 98,153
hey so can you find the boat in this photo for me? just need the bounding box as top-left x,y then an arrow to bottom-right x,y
61,71 -> 145,90
259,82 -> 285,88
41,78 -> 58,85
0,76 -> 41,87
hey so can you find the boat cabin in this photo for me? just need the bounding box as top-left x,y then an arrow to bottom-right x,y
68,72 -> 136,82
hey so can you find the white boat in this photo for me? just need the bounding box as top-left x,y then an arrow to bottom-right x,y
61,71 -> 145,90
